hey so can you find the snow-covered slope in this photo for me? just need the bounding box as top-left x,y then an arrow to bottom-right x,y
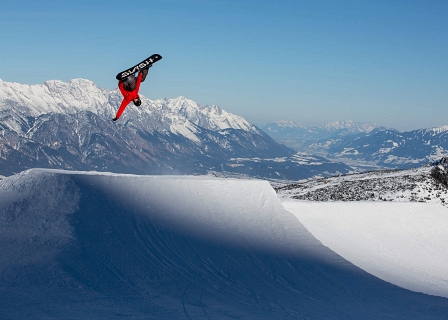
283,201 -> 448,298
1,169 -> 447,319
277,160 -> 448,298
276,162 -> 448,205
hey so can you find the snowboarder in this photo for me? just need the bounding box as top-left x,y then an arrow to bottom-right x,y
112,67 -> 149,121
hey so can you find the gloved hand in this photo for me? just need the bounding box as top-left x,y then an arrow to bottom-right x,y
112,117 -> 118,121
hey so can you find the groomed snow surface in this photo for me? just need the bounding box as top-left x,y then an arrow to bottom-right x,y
1,169 -> 448,319
283,201 -> 448,298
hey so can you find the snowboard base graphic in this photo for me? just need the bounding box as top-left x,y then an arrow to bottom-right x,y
116,54 -> 162,80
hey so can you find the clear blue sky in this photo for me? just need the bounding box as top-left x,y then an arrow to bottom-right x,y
1,0 -> 447,130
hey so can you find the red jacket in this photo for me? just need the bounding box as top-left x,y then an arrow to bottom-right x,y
115,72 -> 143,119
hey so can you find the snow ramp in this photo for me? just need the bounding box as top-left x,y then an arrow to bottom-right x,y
1,169 -> 447,320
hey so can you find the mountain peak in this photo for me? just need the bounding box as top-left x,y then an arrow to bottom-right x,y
324,120 -> 377,132
274,120 -> 303,128
0,77 -> 259,135
426,125 -> 448,135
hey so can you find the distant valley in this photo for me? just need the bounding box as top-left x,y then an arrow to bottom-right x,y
261,120 -> 448,171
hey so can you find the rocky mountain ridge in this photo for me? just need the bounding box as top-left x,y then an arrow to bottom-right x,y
276,158 -> 448,206
0,78 -> 351,179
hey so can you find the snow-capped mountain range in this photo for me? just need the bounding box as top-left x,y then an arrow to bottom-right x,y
263,120 -> 377,133
0,78 -> 257,136
260,120 -> 379,150
262,120 -> 448,170
0,78 -> 350,179
303,126 -> 448,170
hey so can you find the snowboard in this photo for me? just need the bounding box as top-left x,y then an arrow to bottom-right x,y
116,54 -> 162,80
